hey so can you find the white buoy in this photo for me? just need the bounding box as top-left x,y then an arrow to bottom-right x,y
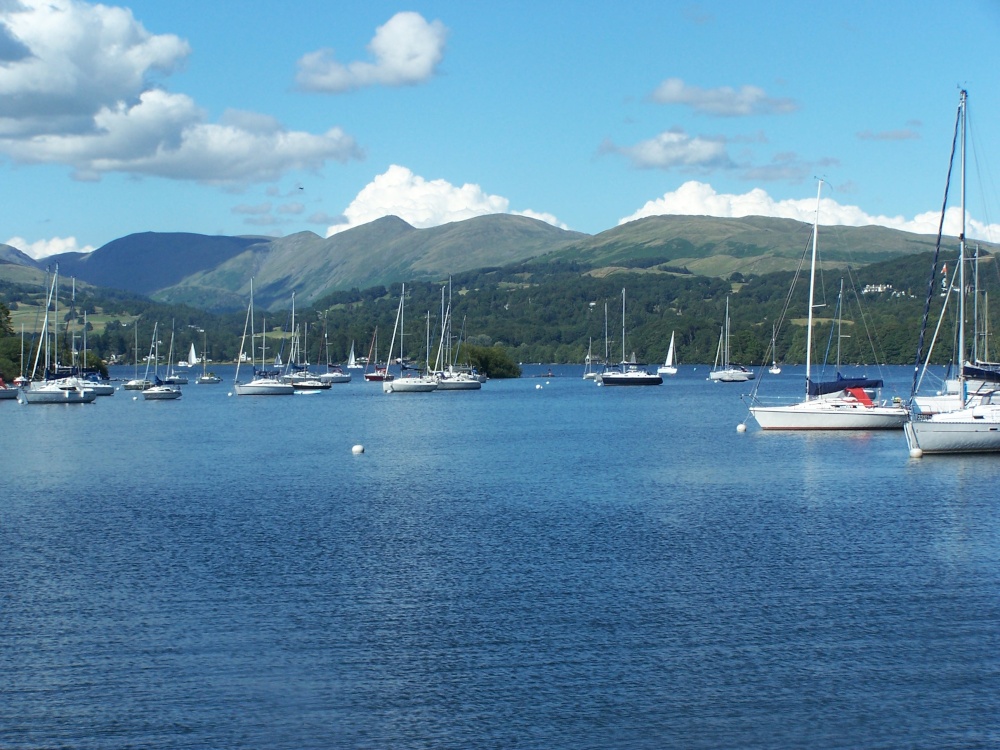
737,423 -> 747,433
909,447 -> 923,458
227,391 -> 233,397
352,444 -> 364,454
132,396 -> 138,401
535,383 -> 542,389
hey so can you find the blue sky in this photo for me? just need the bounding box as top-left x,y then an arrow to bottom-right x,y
2,0 -> 999,259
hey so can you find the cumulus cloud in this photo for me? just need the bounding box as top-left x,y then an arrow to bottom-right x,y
296,12 -> 447,92
619,180 -> 1000,242
651,78 -> 798,116
6,235 -> 95,259
326,165 -> 565,235
602,129 -> 734,170
0,0 -> 362,182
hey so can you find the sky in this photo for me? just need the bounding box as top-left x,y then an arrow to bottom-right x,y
2,0 -> 1000,259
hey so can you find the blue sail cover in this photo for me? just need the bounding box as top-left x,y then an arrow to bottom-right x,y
963,362 -> 1000,383
807,373 -> 883,397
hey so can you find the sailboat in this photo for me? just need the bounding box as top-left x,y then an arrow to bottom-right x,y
281,294 -> 330,390
709,297 -> 754,382
143,322 -> 182,400
583,338 -> 599,380
768,324 -> 781,375
383,284 -> 437,393
657,331 -> 678,376
346,340 -> 362,369
597,288 -> 662,385
363,328 -> 389,381
163,321 -> 188,384
196,329 -> 222,383
234,279 -> 294,396
431,287 -> 482,390
124,321 -> 151,390
320,327 -> 352,384
177,341 -> 198,368
747,181 -> 906,430
21,266 -> 97,404
905,89 -> 1000,455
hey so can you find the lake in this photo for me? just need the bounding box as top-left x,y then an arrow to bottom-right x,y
2,364 -> 998,749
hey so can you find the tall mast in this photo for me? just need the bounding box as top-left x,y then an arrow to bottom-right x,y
958,89 -> 967,375
805,180 -> 823,393
621,288 -> 626,364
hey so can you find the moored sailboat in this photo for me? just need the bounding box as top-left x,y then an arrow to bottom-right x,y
234,280 -> 294,396
709,296 -> 754,383
904,89 -> 1000,454
657,331 -> 678,376
383,284 -> 437,393
747,181 -> 906,430
597,288 -> 662,386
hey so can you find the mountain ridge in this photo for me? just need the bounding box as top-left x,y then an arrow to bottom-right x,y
1,213 -> 988,311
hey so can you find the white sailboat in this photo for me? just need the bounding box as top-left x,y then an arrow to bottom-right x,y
196,329 -> 222,384
657,331 -> 678,376
709,297 -> 754,382
768,324 -> 781,375
748,181 -> 906,430
234,280 -> 294,396
281,293 -> 331,390
346,341 -> 362,369
163,321 -> 188,384
142,322 -> 182,400
905,89 -> 1000,455
383,284 -> 437,393
21,266 -> 97,404
597,288 -> 662,386
583,338 -> 599,380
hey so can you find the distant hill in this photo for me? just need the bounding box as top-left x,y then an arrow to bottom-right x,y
1,213 -> 991,312
46,232 -> 267,296
549,215 -> 951,276
0,243 -> 40,269
153,214 -> 588,310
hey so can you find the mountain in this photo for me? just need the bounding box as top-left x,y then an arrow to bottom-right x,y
2,213 -> 990,313
46,232 -> 267,295
0,243 -> 40,268
548,215 -> 949,276
153,214 -> 588,310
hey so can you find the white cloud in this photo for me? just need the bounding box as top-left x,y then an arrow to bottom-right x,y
296,12 -> 447,93
603,129 -> 734,170
6,235 -> 94,259
0,0 -> 190,137
619,180 -> 1000,243
651,77 -> 798,116
0,0 -> 362,182
327,165 -> 565,235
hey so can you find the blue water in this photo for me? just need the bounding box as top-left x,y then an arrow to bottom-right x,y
2,365 -> 998,749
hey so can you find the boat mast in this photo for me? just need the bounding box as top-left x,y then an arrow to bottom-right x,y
958,89 -> 967,379
806,180 -> 823,394
621,288 -> 626,364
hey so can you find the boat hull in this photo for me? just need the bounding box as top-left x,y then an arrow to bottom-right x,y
751,400 -> 907,430
435,376 -> 482,391
234,379 -> 294,396
905,402 -> 1000,453
383,377 -> 437,393
22,380 -> 97,404
143,386 -> 182,400
599,373 -> 663,386
710,368 -> 754,382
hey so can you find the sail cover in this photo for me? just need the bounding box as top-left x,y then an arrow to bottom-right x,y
807,374 -> 883,397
